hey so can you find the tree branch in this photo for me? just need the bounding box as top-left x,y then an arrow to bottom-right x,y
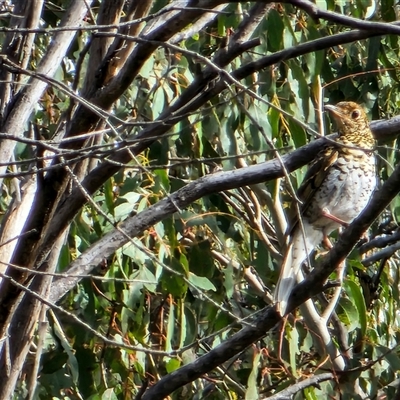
262,373 -> 335,399
137,147 -> 400,399
0,0 -> 93,185
283,0 -> 400,33
48,118 -> 400,302
48,136 -> 330,302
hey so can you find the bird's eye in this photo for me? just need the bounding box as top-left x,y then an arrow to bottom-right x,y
351,110 -> 361,119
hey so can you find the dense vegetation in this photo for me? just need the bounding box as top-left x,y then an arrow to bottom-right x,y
1,1 -> 400,399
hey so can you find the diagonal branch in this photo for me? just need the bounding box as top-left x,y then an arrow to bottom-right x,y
262,373 -> 335,399
48,120 -> 400,303
282,0 -> 400,33
48,136 -> 332,302
138,142 -> 400,399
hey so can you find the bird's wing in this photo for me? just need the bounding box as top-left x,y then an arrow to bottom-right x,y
287,144 -> 339,235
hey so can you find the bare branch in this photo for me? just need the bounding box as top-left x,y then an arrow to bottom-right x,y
82,0 -> 125,91
262,373 -> 335,399
136,158 -> 400,398
0,0 -> 93,185
283,0 -> 400,33
47,118 -> 398,303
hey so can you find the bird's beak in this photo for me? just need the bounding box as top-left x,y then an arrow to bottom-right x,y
324,104 -> 346,125
324,104 -> 341,117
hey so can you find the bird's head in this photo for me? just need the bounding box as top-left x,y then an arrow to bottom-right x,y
325,101 -> 375,149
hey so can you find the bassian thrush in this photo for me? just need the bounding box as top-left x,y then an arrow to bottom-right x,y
274,101 -> 377,315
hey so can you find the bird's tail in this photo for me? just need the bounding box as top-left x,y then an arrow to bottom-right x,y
274,229 -> 317,315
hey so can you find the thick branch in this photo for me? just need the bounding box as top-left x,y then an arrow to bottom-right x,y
48,137 -> 329,302
83,0 -> 125,91
48,118 -> 399,303
138,147 -> 400,399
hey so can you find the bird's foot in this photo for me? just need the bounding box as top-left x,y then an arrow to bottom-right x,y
359,231 -> 369,243
322,279 -> 341,291
322,236 -> 333,250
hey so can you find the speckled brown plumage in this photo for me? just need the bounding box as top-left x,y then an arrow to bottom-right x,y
274,102 -> 377,315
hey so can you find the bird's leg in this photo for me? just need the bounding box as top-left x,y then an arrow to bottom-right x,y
321,208 -> 349,228
320,208 -> 344,249
322,208 -> 369,242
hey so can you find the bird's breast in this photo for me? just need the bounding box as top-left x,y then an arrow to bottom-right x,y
305,152 -> 376,232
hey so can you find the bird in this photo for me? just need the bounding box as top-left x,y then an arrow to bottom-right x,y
274,101 -> 376,315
